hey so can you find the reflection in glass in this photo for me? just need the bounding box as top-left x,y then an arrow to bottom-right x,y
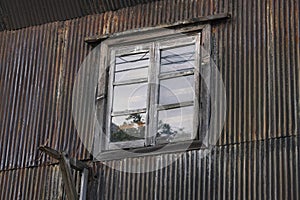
111,113 -> 146,142
160,44 -> 195,73
159,75 -> 194,105
114,67 -> 148,82
115,52 -> 149,71
113,83 -> 148,112
156,106 -> 194,144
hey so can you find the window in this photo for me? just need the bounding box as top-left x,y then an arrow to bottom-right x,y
96,25 -> 211,157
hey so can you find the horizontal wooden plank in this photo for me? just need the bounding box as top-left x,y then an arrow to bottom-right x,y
84,13 -> 230,44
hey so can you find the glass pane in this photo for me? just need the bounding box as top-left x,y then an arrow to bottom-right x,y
113,83 -> 148,112
160,44 -> 195,73
111,113 -> 146,142
115,52 -> 149,71
156,106 -> 194,144
114,67 -> 148,82
159,75 -> 194,105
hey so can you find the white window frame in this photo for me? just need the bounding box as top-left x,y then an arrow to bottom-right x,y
95,24 -> 211,160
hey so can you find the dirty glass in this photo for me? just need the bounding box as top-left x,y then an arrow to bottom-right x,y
112,83 -> 148,112
111,113 -> 146,142
115,52 -> 150,71
160,44 -> 195,73
156,106 -> 194,144
114,67 -> 148,82
159,75 -> 194,105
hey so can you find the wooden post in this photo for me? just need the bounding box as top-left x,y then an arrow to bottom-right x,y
79,169 -> 89,200
39,146 -> 89,200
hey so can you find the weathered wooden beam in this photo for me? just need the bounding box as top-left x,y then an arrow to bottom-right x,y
60,153 -> 79,200
39,146 -> 61,160
85,13 -> 230,44
70,158 -> 89,171
39,146 -> 89,200
39,145 -> 88,171
79,169 -> 89,200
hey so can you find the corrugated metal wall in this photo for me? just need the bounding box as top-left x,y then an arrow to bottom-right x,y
0,164 -> 83,199
0,22 -> 91,171
0,165 -> 64,199
0,0 -> 160,31
0,0 -> 299,199
92,136 -> 299,200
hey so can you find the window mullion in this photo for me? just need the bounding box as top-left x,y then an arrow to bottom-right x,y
145,42 -> 159,146
193,33 -> 202,141
106,49 -> 116,150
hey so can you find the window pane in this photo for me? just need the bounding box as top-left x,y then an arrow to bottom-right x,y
113,83 -> 148,112
160,44 -> 195,73
159,75 -> 194,105
156,106 -> 194,144
115,52 -> 149,71
114,67 -> 148,82
111,113 -> 146,142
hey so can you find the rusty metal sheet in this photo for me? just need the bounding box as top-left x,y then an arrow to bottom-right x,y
0,0 -> 299,169
0,165 -> 63,199
0,0 -> 160,31
0,22 -> 91,171
0,137 -> 298,200
89,136 -> 299,200
0,164 -> 83,200
0,0 -> 299,199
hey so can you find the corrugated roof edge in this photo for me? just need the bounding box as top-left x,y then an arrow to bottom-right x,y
0,0 -> 160,31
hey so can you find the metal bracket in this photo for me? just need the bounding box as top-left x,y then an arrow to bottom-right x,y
39,146 -> 89,200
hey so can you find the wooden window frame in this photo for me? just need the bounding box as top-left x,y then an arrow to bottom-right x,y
95,24 -> 211,161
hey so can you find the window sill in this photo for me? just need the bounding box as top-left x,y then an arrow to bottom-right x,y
96,140 -> 207,161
